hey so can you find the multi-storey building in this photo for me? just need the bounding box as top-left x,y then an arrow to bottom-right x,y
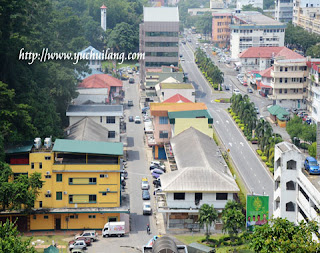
306,59 -> 320,123
212,13 -> 232,48
236,0 -> 263,9
274,142 -> 320,226
275,0 -> 294,23
269,58 -> 308,109
1,138 -> 128,231
293,0 -> 320,35
139,7 -> 179,81
230,11 -> 286,59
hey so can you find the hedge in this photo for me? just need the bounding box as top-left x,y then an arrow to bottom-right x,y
261,156 -> 267,162
257,149 -> 263,156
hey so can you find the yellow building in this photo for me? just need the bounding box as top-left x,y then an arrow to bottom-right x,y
2,139 -> 129,231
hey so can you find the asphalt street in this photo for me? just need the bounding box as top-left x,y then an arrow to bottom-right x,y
180,36 -> 274,215
88,75 -> 156,253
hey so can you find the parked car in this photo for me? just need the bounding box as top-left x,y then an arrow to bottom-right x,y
102,221 -> 125,237
142,107 -> 149,114
128,69 -> 133,74
149,165 -> 166,172
233,89 -> 240,95
153,178 -> 161,188
69,237 -> 91,246
128,100 -> 133,107
128,116 -> 134,122
129,78 -> 135,83
141,178 -> 149,190
134,116 -> 141,124
152,171 -> 161,179
225,84 -> 230,91
151,168 -> 164,175
69,240 -> 87,251
75,230 -> 98,242
71,249 -> 86,253
143,201 -> 152,215
304,157 -> 320,175
247,88 -> 253,93
142,190 -> 150,200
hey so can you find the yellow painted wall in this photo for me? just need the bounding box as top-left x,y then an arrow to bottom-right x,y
10,152 -> 121,210
277,119 -> 287,128
174,118 -> 213,137
30,213 -> 120,230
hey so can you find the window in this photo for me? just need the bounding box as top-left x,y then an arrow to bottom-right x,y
109,217 -> 117,222
56,192 -> 62,200
33,215 -> 36,220
69,195 -> 73,203
31,163 -> 34,169
159,131 -> 168,139
216,193 -> 228,200
45,194 -> 51,198
89,215 -> 96,219
174,193 -> 185,200
280,67 -> 283,71
39,162 -> 42,169
70,215 -> 78,219
286,202 -> 295,212
45,175 -> 51,179
69,178 -> 97,185
102,192 -> 107,196
280,78 -> 282,83
286,181 -> 295,190
44,215 -> 49,219
100,174 -> 104,178
45,156 -> 51,160
285,78 -> 287,83
285,67 -> 288,72
106,116 -> 116,124
159,117 -> 168,124
279,89 -> 282,94
108,131 -> 116,138
89,195 -> 97,203
56,174 -> 62,182
284,89 -> 287,94
100,116 -> 103,123
39,201 -> 42,208
89,178 -> 97,184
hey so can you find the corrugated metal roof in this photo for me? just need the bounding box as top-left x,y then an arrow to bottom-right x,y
66,104 -> 123,117
5,141 -> 34,154
52,139 -> 123,156
160,128 -> 239,192
161,83 -> 194,89
174,118 -> 213,137
267,105 -> 289,117
168,110 -> 213,124
144,7 -> 179,22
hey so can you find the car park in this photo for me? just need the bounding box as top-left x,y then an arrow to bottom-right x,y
134,116 -> 141,124
129,78 -> 135,83
69,240 -> 87,251
142,190 -> 150,200
233,89 -> 240,95
128,116 -> 134,122
304,157 -> 320,175
75,230 -> 98,242
141,178 -> 149,190
247,88 -> 253,93
143,201 -> 152,215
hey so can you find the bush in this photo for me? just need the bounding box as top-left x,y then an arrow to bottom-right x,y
213,84 -> 219,90
214,99 -> 220,103
270,167 -> 274,174
266,162 -> 272,167
231,112 -> 236,117
257,149 -> 263,156
228,108 -> 232,112
241,126 -> 244,131
239,123 -> 245,128
261,156 -> 267,162
235,119 -> 241,124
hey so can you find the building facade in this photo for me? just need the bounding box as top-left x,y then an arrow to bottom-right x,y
236,0 -> 263,9
293,0 -> 320,35
212,13 -> 232,48
2,139 -> 129,231
306,59 -> 320,123
275,0 -> 294,23
139,7 -> 179,81
269,58 -> 308,109
230,11 -> 286,59
156,83 -> 196,102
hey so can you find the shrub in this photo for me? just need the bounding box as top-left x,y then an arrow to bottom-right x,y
257,149 -> 263,156
228,108 -> 232,112
239,123 -> 244,128
241,126 -> 244,131
270,167 -> 274,174
261,156 -> 267,162
230,112 -> 236,117
235,119 -> 241,124
213,84 -> 219,90
214,99 -> 220,103
266,162 -> 273,168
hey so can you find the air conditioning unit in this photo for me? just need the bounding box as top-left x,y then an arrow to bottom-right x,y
47,190 -> 51,194
46,171 -> 50,175
64,191 -> 68,195
104,174 -> 108,178
106,188 -> 110,192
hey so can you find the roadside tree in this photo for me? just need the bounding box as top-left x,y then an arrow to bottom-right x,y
199,204 -> 218,242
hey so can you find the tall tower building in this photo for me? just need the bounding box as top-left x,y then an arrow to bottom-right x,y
101,4 -> 107,31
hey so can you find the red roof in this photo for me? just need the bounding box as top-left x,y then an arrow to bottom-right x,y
163,94 -> 193,103
239,47 -> 305,60
100,4 -> 107,9
259,66 -> 273,78
79,74 -> 122,89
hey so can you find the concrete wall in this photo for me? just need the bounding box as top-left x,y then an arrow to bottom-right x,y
74,88 -> 108,105
162,89 -> 195,102
153,115 -> 172,144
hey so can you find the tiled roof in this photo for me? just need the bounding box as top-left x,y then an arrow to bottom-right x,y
163,94 -> 193,103
259,66 -> 273,78
239,47 -> 305,59
161,83 -> 194,89
66,105 -> 123,117
144,7 -> 179,22
79,74 -> 123,88
150,103 -> 207,115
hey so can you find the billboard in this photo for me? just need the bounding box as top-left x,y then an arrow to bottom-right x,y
246,195 -> 269,231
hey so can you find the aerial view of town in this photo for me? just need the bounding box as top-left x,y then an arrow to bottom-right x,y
1,0 -> 320,252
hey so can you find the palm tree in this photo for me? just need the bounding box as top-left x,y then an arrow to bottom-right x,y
199,204 -> 218,242
222,200 -> 245,240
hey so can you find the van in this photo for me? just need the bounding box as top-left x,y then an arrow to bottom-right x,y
102,221 -> 125,237
128,100 -> 133,107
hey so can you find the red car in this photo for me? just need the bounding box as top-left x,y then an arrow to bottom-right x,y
69,237 -> 91,246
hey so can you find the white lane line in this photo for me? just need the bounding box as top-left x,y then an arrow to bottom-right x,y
240,142 -> 244,147
229,142 -> 233,147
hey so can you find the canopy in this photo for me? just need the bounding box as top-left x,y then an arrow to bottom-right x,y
44,245 -> 59,253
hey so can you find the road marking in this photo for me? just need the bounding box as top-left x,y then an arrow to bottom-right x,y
226,120 -> 229,124
240,142 -> 244,147
229,142 -> 233,147
250,167 -> 253,170
216,109 -> 220,112
216,121 -> 219,124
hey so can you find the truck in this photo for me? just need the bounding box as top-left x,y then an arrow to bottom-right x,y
102,221 -> 125,237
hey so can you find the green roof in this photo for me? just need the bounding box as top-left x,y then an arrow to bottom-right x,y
267,105 -> 290,117
44,245 -> 59,253
52,139 -> 123,156
161,83 -> 193,89
168,110 -> 213,124
5,141 -> 33,154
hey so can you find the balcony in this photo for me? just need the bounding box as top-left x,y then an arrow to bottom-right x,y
272,71 -> 306,78
272,82 -> 305,89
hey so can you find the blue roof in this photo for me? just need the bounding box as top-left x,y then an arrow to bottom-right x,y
79,46 -> 102,55
77,69 -> 104,80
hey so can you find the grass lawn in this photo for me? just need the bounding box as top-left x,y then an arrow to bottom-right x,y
21,235 -> 72,253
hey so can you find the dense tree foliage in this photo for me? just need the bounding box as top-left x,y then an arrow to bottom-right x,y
263,0 -> 275,10
249,218 -> 320,253
0,219 -> 36,253
285,22 -> 320,54
286,115 -> 316,145
306,44 -> 320,58
242,4 -> 263,13
222,200 -> 245,238
199,204 -> 218,242
195,12 -> 213,39
178,0 -> 209,28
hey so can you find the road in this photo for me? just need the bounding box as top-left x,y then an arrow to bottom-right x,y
88,75 -> 156,252
180,35 -> 274,215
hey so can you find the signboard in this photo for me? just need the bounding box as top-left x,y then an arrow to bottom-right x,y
246,195 -> 269,231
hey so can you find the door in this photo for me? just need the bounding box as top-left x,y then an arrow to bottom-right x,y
55,218 -> 61,230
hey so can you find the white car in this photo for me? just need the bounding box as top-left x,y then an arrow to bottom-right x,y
233,89 -> 241,95
141,178 -> 149,190
143,201 -> 152,215
69,240 -> 87,251
134,116 -> 141,124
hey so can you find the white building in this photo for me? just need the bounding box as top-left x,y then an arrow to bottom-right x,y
275,0 -> 294,23
274,142 -> 320,226
230,11 -> 286,59
157,128 -> 239,230
306,59 -> 320,123
66,105 -> 123,142
237,0 -> 263,10
78,46 -> 102,71
100,4 -> 107,31
210,0 -> 224,9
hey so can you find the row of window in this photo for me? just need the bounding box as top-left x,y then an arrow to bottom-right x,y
279,77 -> 307,83
145,62 -> 178,67
279,66 -> 307,72
32,214 -> 99,220
145,52 -> 178,57
48,174 -> 109,183
145,32 -> 178,37
145,42 -> 178,47
216,22 -> 230,26
159,131 -> 169,139
173,193 -> 228,200
278,88 -> 306,94
100,116 -> 116,124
